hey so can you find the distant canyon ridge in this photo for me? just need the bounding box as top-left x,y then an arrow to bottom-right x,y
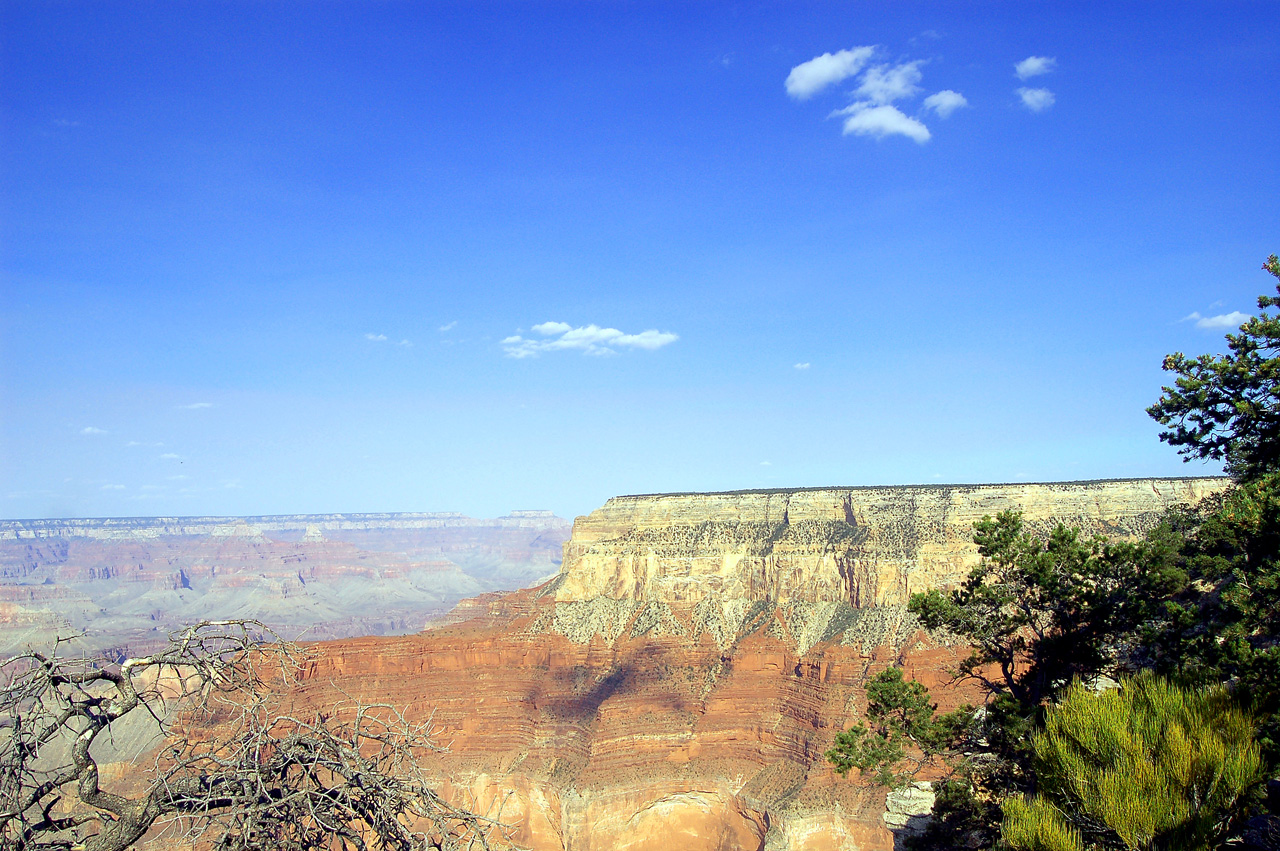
0,510 -> 571,655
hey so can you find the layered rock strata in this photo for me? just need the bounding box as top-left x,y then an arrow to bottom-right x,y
557,479 -> 1225,606
257,477 -> 1228,851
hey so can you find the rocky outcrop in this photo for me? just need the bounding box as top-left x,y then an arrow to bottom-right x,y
557,479 -> 1225,606
260,477 -> 1229,851
295,595 -> 956,851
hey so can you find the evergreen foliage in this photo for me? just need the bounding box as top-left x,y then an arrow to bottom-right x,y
1004,675 -> 1264,851
1148,255 -> 1280,481
825,667 -> 971,787
908,513 -> 1147,707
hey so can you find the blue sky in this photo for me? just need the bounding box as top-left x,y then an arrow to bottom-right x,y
2,1 -> 1277,521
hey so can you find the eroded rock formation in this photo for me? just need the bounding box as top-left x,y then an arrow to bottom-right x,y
275,477 -> 1226,851
556,479 -> 1224,606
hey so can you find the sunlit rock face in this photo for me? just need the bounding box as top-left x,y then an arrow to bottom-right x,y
556,479 -> 1226,606
201,479 -> 1227,851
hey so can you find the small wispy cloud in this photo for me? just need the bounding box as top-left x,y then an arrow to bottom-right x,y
785,46 -> 876,99
101,484 -> 125,490
160,453 -> 181,460
397,339 -> 413,347
81,426 -> 106,435
180,402 -> 213,410
760,461 -> 772,466
365,333 -> 388,342
923,89 -> 968,118
1017,87 -> 1055,112
1183,310 -> 1252,329
794,362 -> 811,370
502,322 -> 679,358
1015,56 -> 1057,80
439,321 -> 458,332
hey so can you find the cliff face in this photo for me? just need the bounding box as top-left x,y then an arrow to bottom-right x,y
237,477 -> 1230,851
556,479 -> 1225,606
292,599 -> 952,851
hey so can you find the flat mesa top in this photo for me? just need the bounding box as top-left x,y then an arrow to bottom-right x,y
616,476 -> 1229,500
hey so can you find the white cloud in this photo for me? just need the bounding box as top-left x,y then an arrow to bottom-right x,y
503,322 -> 679,358
439,321 -> 458,332
794,362 -> 811,370
1184,310 -> 1251,329
81,426 -> 106,435
923,89 -> 968,118
101,484 -> 125,490
180,402 -> 213,410
160,453 -> 181,460
365,333 -> 388,341
833,103 -> 931,143
1015,56 -> 1057,80
1018,87 -> 1055,112
760,461 -> 772,466
791,49 -> 963,143
856,61 -> 924,104
398,339 -> 413,347
785,46 -> 876,99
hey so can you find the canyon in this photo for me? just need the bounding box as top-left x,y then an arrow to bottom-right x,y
0,510 -> 570,655
278,477 -> 1227,851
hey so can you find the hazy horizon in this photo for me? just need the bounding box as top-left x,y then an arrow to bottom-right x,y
3,2 -> 1276,521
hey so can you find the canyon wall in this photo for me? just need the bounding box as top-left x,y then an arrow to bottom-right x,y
0,511 -> 570,654
274,477 -> 1228,851
556,478 -> 1225,606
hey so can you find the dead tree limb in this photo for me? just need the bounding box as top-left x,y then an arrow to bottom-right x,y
0,621 -> 508,851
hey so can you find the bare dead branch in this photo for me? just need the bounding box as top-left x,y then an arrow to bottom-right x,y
0,621 -> 512,851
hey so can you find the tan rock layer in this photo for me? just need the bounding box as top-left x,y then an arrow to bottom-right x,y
557,478 -> 1228,606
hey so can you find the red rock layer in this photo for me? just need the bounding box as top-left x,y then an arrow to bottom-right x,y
286,587 -> 975,851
